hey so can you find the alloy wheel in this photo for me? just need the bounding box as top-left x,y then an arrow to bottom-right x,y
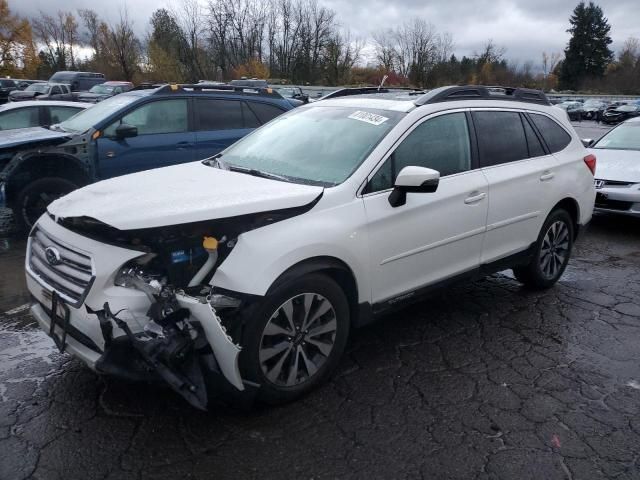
539,220 -> 570,280
259,293 -> 337,387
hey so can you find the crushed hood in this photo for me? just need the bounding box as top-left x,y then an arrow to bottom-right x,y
0,127 -> 71,151
48,161 -> 324,230
589,148 -> 640,183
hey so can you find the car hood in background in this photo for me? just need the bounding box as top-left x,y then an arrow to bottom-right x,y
8,91 -> 38,101
0,127 -> 70,150
589,148 -> 640,183
48,161 -> 324,230
77,93 -> 108,102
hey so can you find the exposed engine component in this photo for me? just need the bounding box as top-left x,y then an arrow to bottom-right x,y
100,301 -> 209,410
100,260 -> 245,409
188,236 -> 220,287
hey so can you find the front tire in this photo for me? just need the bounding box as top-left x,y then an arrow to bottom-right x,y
15,177 -> 78,232
240,273 -> 350,405
513,209 -> 574,290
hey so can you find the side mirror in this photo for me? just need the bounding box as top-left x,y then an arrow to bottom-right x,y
115,123 -> 138,139
388,166 -> 440,207
581,138 -> 594,148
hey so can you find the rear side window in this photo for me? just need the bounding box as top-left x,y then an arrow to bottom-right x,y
529,114 -> 571,153
247,102 -> 285,124
51,86 -> 62,95
473,111 -> 529,167
196,99 -> 244,130
522,115 -> 546,157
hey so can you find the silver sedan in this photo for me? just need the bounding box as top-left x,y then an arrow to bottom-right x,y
588,117 -> 640,217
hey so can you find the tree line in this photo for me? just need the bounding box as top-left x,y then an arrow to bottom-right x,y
0,0 -> 639,93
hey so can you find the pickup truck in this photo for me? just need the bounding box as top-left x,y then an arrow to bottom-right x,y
8,83 -> 74,102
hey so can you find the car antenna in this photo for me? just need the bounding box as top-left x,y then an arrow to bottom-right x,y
378,74 -> 388,92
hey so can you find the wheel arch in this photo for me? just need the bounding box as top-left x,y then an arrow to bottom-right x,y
4,153 -> 90,205
551,197 -> 580,239
267,256 -> 366,328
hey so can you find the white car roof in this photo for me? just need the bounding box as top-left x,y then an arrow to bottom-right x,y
310,95 -> 567,118
313,97 -> 417,113
0,100 -> 92,111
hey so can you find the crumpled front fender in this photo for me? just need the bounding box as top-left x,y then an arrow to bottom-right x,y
176,293 -> 244,391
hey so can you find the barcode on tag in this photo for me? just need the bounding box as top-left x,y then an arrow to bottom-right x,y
348,111 -> 389,126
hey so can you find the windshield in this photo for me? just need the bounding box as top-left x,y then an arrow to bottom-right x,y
58,94 -> 139,133
275,88 -> 297,98
593,124 -> 640,150
26,83 -> 48,93
583,100 -> 604,108
616,105 -> 637,112
89,84 -> 113,94
219,106 -> 403,186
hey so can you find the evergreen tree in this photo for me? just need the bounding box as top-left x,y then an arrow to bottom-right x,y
560,2 -> 613,90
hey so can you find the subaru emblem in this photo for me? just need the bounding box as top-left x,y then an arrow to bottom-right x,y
44,246 -> 62,266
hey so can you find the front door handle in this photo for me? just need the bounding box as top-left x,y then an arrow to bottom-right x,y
464,192 -> 486,204
176,141 -> 193,150
540,171 -> 555,181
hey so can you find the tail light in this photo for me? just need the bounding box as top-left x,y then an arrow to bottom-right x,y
584,154 -> 596,175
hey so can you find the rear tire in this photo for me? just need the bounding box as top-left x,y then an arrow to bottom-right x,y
239,273 -> 350,405
513,209 -> 574,290
15,177 -> 78,232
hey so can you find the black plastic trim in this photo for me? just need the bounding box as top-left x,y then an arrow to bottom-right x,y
415,85 -> 551,107
370,243 -> 535,316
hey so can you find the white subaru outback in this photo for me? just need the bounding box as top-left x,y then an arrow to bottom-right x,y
26,86 -> 596,409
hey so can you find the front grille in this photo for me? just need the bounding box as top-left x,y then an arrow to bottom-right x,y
27,227 -> 95,307
595,179 -> 635,188
595,194 -> 633,211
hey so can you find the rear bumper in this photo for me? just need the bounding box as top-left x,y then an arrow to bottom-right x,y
594,185 -> 640,217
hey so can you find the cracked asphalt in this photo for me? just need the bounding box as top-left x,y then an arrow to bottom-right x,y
2,124 -> 640,480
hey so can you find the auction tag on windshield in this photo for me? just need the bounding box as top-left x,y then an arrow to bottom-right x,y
348,111 -> 389,126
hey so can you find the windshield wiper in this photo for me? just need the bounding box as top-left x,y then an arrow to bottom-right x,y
202,153 -> 229,170
229,165 -> 289,182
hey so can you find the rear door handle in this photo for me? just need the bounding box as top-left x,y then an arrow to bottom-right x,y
176,141 -> 193,149
464,192 -> 486,204
540,171 -> 555,181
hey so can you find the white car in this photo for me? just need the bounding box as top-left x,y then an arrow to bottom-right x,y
0,100 -> 91,131
25,86 -> 596,409
588,117 -> 640,216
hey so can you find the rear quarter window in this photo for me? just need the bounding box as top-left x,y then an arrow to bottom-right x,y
246,102 -> 286,124
529,113 -> 572,153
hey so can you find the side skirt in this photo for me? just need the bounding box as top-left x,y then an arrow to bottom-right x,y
357,243 -> 535,325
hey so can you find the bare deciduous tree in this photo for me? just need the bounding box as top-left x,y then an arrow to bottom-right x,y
32,10 -> 78,70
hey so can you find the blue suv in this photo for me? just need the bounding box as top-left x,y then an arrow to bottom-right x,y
0,83 -> 294,230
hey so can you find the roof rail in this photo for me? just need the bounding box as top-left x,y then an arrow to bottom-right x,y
152,83 -> 282,98
414,85 -> 551,106
321,86 -> 424,100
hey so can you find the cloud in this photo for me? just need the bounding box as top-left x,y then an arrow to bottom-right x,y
11,0 -> 638,67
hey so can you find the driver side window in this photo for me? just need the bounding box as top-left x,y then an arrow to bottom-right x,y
366,112 -> 472,193
104,99 -> 188,137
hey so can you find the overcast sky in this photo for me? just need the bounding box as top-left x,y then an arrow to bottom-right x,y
10,0 -> 639,68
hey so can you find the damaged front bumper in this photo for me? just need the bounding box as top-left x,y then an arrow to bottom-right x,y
29,289 -> 257,410
26,214 -> 256,410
